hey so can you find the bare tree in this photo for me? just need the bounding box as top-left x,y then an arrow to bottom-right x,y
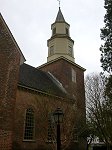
85,73 -> 112,150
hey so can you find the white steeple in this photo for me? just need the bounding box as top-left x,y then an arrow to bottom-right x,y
47,7 -> 75,62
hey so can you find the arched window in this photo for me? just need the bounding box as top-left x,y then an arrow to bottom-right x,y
24,108 -> 35,140
47,114 -> 55,143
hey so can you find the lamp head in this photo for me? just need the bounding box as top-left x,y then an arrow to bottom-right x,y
53,108 -> 64,124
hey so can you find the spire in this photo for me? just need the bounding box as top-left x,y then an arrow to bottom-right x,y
47,6 -> 75,63
55,7 -> 65,22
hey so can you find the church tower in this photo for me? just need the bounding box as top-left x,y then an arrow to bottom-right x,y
47,7 -> 75,62
39,7 -> 85,99
39,7 -> 86,149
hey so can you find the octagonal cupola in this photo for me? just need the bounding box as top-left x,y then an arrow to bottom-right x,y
47,7 -> 75,62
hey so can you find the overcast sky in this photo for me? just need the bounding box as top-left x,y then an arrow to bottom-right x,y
0,0 -> 105,74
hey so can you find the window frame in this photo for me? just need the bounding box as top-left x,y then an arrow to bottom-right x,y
23,108 -> 35,141
72,127 -> 78,142
71,68 -> 76,83
47,114 -> 55,143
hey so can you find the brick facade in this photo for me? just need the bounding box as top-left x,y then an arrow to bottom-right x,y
39,59 -> 86,150
0,13 -> 86,150
0,14 -> 21,150
39,59 -> 86,116
13,87 -> 76,150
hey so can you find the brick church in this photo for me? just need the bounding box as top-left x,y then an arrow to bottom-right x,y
0,7 -> 86,150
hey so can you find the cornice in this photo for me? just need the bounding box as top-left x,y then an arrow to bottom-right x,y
18,84 -> 74,103
37,56 -> 86,71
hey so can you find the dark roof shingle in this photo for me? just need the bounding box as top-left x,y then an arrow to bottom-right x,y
18,63 -> 68,98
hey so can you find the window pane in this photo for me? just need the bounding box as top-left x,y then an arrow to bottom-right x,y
72,68 -> 76,83
24,108 -> 35,140
68,46 -> 73,56
72,128 -> 78,142
47,115 -> 55,143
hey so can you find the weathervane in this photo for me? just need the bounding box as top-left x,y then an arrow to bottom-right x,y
57,0 -> 61,7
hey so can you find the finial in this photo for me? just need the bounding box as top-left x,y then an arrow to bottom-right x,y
57,0 -> 61,8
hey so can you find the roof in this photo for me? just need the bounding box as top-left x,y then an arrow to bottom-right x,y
18,63 -> 69,98
55,7 -> 65,22
0,13 -> 26,65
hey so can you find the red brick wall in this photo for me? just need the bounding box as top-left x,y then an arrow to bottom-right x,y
0,16 -> 21,150
0,130 -> 12,150
39,59 -> 85,112
39,59 -> 86,150
14,87 -> 76,150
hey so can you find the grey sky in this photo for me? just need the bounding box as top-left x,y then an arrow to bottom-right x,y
0,0 -> 105,74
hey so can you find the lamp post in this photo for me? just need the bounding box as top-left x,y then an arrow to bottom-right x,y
53,108 -> 64,150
